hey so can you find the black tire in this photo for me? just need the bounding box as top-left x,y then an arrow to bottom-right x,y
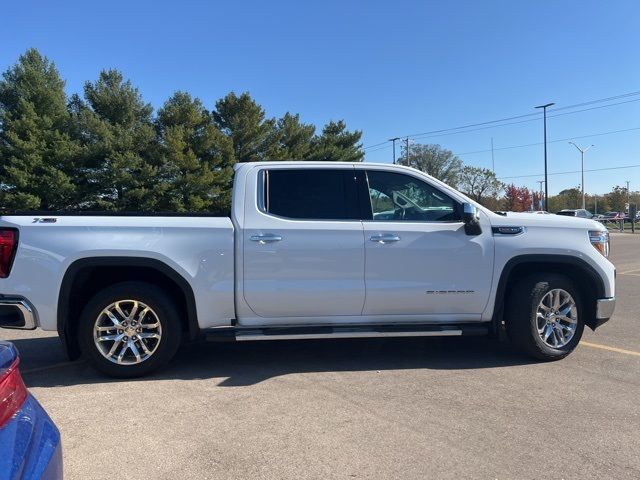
505,274 -> 585,361
78,281 -> 182,378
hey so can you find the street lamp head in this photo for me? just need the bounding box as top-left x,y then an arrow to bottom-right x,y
569,142 -> 595,153
388,137 -> 400,142
535,102 -> 555,109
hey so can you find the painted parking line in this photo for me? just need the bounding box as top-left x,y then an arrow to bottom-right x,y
617,268 -> 640,275
22,360 -> 84,374
581,341 -> 640,357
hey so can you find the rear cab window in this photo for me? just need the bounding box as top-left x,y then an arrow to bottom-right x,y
262,169 -> 360,220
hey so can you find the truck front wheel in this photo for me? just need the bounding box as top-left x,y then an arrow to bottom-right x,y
78,281 -> 182,377
506,274 -> 585,361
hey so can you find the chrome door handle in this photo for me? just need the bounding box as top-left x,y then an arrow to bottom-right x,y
370,234 -> 400,244
250,234 -> 283,244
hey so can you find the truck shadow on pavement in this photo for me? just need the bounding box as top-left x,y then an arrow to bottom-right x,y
13,335 -> 537,388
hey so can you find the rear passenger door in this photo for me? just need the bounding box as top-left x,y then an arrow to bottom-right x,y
242,167 -> 366,320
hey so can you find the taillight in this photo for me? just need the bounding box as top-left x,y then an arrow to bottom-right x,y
0,228 -> 18,278
0,358 -> 28,428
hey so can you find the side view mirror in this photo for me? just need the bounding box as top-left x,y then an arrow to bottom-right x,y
462,203 -> 482,235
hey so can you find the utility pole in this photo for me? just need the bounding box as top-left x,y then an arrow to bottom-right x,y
389,137 -> 400,164
535,102 -> 554,211
626,180 -> 631,206
491,137 -> 495,173
536,180 -> 545,211
569,142 -> 594,209
594,194 -> 598,215
405,137 -> 410,165
627,180 -> 635,233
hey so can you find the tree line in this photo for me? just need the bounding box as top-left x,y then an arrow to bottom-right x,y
397,142 -> 633,213
1,49 -> 631,215
0,49 -> 364,213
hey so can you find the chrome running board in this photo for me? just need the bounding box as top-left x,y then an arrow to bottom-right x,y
203,323 -> 488,342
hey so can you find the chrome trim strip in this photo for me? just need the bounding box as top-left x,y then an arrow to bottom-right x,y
257,169 -> 267,213
236,329 -> 462,341
0,297 -> 37,329
596,297 -> 616,320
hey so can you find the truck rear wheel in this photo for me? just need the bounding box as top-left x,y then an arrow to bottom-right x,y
505,274 -> 584,361
78,282 -> 182,378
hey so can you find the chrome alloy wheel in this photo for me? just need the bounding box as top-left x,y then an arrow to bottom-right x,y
536,288 -> 578,348
93,300 -> 162,365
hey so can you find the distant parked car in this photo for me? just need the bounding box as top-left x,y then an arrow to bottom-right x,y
556,209 -> 594,219
0,341 -> 62,480
598,211 -> 632,225
599,211 -> 620,221
602,211 -> 618,218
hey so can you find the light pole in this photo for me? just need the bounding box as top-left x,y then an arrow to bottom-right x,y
568,142 -> 594,209
536,180 -> 545,211
389,137 -> 400,164
627,180 -> 631,210
627,180 -> 634,233
535,102 -> 554,211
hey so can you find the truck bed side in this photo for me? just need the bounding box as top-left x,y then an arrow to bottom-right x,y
0,215 -> 235,331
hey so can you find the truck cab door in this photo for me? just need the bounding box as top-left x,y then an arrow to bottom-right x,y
240,166 -> 365,321
360,168 -> 494,319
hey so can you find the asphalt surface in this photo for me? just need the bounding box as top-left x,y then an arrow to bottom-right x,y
2,234 -> 639,479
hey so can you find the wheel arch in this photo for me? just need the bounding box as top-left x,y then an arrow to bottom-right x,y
492,254 -> 605,333
57,257 -> 199,360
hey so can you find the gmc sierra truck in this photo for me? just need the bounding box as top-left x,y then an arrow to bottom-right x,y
0,162 -> 615,377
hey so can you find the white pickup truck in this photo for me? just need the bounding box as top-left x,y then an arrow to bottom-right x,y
0,162 -> 615,377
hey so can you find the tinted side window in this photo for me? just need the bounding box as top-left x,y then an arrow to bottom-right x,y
366,170 -> 460,222
265,169 -> 359,220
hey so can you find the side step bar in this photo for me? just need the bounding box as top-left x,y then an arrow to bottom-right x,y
204,323 -> 489,342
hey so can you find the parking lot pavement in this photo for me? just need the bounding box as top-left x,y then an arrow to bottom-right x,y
2,235 -> 639,480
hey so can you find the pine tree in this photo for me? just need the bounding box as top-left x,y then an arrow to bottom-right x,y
73,70 -> 159,210
156,92 -> 235,212
271,113 -> 316,160
307,120 -> 364,162
0,49 -> 80,211
212,92 -> 276,163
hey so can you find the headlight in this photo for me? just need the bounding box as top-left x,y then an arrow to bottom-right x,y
589,230 -> 610,258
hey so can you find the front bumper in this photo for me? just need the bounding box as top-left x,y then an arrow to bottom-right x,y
0,297 -> 36,330
594,297 -> 616,328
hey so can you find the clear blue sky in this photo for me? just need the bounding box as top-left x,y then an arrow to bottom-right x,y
2,0 -> 639,195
